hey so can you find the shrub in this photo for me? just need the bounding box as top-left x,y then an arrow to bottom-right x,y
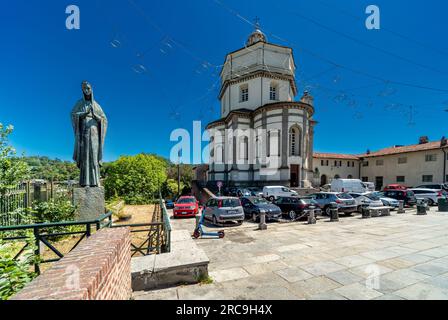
0,238 -> 37,300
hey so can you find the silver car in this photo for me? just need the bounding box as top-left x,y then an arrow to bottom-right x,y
309,192 -> 357,216
410,188 -> 445,206
204,197 -> 245,225
349,192 -> 384,212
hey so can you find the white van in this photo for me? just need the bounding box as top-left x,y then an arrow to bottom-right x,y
331,179 -> 369,193
263,186 -> 298,201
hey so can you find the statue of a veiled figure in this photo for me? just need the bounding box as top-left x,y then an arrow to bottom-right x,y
71,81 -> 108,187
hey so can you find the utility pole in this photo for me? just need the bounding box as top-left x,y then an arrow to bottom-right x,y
177,151 -> 181,196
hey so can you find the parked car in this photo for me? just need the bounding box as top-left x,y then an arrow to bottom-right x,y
370,192 -> 400,209
414,183 -> 448,192
364,182 -> 376,192
203,197 -> 244,225
223,187 -> 238,197
247,187 -> 264,197
309,192 -> 357,216
263,186 -> 298,202
173,196 -> 199,218
349,192 -> 383,212
165,199 -> 175,209
331,179 -> 370,193
320,184 -> 331,192
236,188 -> 252,197
410,188 -> 445,206
383,184 -> 407,191
240,197 -> 282,222
274,196 -> 321,220
383,190 -> 417,206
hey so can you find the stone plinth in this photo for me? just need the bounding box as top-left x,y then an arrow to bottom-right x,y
73,187 -> 105,221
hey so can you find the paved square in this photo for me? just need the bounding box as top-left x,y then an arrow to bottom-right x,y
135,208 -> 448,300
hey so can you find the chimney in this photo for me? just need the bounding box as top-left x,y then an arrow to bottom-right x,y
419,136 -> 429,144
441,136 -> 447,147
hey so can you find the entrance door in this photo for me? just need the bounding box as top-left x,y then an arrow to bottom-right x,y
290,165 -> 300,187
320,175 -> 328,187
375,176 -> 384,191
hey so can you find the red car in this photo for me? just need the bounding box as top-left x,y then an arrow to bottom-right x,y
383,184 -> 408,191
173,196 -> 199,218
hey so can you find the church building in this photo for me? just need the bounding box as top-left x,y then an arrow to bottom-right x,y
206,24 -> 316,187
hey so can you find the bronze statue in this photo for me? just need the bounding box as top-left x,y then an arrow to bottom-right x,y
71,81 -> 108,187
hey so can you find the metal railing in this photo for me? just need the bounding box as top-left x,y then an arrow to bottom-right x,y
0,212 -> 113,274
0,196 -> 172,273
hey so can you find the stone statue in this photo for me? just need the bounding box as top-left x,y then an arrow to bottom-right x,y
71,81 -> 108,187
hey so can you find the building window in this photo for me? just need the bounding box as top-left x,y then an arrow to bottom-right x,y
239,136 -> 249,160
321,160 -> 329,166
334,160 -> 342,167
422,175 -> 433,183
270,83 -> 278,101
267,130 -> 280,157
240,84 -> 249,102
362,161 -> 369,167
376,159 -> 384,166
347,161 -> 355,167
425,154 -> 437,162
347,175 -> 353,179
397,176 -> 405,183
362,177 -> 368,182
289,127 -> 301,156
398,157 -> 407,164
334,174 -> 341,179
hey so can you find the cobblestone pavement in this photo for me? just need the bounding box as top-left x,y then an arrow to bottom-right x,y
134,207 -> 448,300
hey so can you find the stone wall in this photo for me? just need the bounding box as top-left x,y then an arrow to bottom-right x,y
12,227 -> 131,300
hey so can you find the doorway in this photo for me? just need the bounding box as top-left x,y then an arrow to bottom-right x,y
375,176 -> 384,191
320,174 -> 328,187
290,165 -> 300,187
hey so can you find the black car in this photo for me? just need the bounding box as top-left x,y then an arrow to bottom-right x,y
165,199 -> 175,209
383,190 -> 417,206
240,197 -> 282,222
274,197 -> 321,220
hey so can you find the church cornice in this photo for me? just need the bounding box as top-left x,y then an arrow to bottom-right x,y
218,70 -> 298,100
206,101 -> 314,130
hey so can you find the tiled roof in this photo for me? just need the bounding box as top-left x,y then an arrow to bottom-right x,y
314,140 -> 447,160
313,153 -> 360,160
359,141 -> 444,158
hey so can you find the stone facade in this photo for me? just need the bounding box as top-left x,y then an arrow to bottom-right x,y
313,137 -> 448,189
206,27 -> 315,187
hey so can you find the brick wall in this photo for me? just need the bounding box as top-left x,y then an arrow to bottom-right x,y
12,227 -> 132,300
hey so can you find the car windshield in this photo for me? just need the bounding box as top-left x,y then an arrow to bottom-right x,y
252,198 -> 269,205
301,198 -> 316,204
221,199 -> 241,207
337,193 -> 353,199
176,198 -> 195,204
407,191 -> 415,197
365,194 -> 380,201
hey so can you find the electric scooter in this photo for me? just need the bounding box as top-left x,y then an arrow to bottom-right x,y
193,208 -> 225,239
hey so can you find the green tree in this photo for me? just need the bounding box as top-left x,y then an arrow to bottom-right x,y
104,154 -> 167,204
0,124 -> 29,196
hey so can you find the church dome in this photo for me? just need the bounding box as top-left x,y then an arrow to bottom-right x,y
246,21 -> 267,46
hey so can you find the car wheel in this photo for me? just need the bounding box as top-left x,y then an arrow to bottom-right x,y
357,205 -> 362,213
288,210 -> 297,220
213,215 -> 218,226
325,206 -> 331,216
268,196 -> 275,202
427,198 -> 434,206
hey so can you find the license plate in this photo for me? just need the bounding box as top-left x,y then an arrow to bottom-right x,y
227,210 -> 237,214
181,212 -> 188,215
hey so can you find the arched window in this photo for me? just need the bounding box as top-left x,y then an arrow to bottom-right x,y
347,174 -> 353,179
335,174 -> 341,179
289,126 -> 301,156
270,82 -> 279,101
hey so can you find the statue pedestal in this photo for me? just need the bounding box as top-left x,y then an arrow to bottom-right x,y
73,187 -> 105,221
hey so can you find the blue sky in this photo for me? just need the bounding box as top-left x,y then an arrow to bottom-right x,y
1,0 -> 447,163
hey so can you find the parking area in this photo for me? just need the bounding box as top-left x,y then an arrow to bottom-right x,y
134,207 -> 448,300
